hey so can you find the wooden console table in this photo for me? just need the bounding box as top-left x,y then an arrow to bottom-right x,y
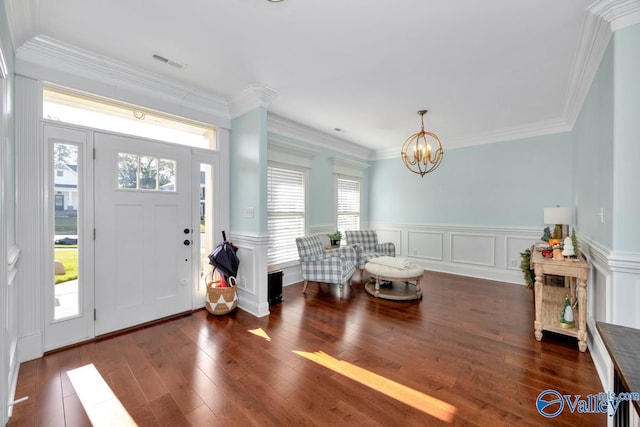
596,322 -> 640,426
530,248 -> 589,352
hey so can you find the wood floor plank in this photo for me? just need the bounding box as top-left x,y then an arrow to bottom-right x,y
7,271 -> 606,426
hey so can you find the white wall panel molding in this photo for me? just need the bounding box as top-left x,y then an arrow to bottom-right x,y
450,233 -> 495,267
370,222 -> 540,285
268,113 -> 374,161
228,232 -> 269,318
15,75 -> 44,361
376,228 -> 403,256
15,36 -> 231,128
406,230 -> 442,261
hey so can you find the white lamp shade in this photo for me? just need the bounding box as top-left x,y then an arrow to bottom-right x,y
544,207 -> 573,225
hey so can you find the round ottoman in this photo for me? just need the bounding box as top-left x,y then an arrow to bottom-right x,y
364,257 -> 423,300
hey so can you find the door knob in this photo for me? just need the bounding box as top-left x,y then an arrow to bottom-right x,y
184,228 -> 191,234
183,239 -> 191,246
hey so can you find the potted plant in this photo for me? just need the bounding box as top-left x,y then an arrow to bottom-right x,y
328,230 -> 342,248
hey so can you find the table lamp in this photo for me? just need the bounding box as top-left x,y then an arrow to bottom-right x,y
544,206 -> 573,244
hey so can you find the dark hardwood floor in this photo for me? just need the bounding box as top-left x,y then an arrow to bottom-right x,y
8,272 -> 605,426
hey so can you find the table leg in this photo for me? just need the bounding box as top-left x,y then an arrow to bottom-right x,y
534,268 -> 544,341
374,276 -> 380,297
415,278 -> 422,298
577,277 -> 587,352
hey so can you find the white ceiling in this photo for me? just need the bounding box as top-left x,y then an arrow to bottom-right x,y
5,0 -> 619,155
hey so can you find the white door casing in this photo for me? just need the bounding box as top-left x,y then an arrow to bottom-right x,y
44,124 -> 94,351
94,133 -> 192,335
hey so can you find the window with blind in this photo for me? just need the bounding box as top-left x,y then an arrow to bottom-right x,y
337,177 -> 360,234
267,166 -> 306,265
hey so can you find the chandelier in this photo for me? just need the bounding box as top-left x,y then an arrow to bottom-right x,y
400,110 -> 444,177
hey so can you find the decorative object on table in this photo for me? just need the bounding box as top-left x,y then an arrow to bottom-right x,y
562,236 -> 575,258
543,205 -> 573,246
327,230 -> 342,248
541,227 -> 552,243
520,248 -> 535,290
570,228 -> 580,259
552,247 -> 564,261
560,296 -> 575,328
400,109 -> 444,177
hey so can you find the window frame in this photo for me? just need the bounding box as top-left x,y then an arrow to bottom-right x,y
336,174 -> 361,234
267,162 -> 309,268
266,137 -> 318,268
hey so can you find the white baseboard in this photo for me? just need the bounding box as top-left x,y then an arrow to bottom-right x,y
17,332 -> 42,363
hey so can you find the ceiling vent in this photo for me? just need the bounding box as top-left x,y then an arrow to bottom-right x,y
152,52 -> 185,69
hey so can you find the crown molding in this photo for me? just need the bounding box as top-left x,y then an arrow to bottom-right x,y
3,0 -> 37,50
564,0 -> 640,128
267,113 -> 375,161
374,116 -> 571,160
591,0 -> 640,31
371,0 -> 640,161
15,35 -> 231,125
229,84 -> 277,119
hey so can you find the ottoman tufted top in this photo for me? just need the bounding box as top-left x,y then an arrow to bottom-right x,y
364,260 -> 423,279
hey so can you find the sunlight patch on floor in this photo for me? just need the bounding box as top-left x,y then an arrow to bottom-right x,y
248,328 -> 272,341
293,350 -> 457,423
67,363 -> 138,426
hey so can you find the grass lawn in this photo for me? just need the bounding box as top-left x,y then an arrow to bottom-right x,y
55,248 -> 78,284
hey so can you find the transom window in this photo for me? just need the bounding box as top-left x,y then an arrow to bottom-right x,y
43,86 -> 216,149
267,166 -> 305,265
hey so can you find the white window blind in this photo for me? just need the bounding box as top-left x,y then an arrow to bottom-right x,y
337,177 -> 360,234
268,166 -> 305,265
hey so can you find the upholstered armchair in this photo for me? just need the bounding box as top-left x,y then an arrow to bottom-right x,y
295,235 -> 356,295
344,230 -> 396,276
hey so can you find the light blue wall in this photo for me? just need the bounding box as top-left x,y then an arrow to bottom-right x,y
230,107 -> 268,233
612,24 -> 640,252
573,41 -> 615,249
370,133 -> 573,227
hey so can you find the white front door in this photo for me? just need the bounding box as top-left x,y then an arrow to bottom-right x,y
94,133 -> 193,335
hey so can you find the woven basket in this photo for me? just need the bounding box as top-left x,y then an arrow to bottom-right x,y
205,281 -> 238,315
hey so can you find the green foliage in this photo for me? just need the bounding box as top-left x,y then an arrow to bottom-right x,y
520,248 -> 534,290
328,230 -> 342,241
541,227 -> 552,242
571,228 -> 580,258
54,248 -> 78,284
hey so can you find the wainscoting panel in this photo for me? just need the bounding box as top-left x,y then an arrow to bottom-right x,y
505,236 -> 537,270
376,228 -> 402,254
407,231 -> 443,260
370,222 -> 540,284
451,233 -> 495,267
229,232 -> 269,318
